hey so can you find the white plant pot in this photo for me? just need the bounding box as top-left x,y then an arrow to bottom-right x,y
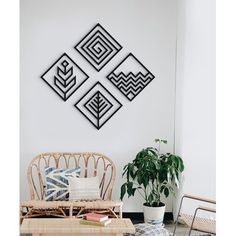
143,203 -> 166,226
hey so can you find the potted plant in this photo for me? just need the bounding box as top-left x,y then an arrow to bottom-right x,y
120,139 -> 184,225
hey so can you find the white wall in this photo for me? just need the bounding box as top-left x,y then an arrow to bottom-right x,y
20,0 -> 177,212
174,0 -> 215,215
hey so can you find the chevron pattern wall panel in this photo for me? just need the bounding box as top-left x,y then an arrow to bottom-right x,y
107,53 -> 155,101
74,23 -> 122,71
41,53 -> 89,101
74,82 -> 122,130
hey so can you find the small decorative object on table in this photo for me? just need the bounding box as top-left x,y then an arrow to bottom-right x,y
85,212 -> 109,222
120,139 -> 184,226
80,212 -> 111,227
80,218 -> 112,227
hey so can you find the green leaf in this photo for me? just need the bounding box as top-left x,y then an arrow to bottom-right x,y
126,163 -> 136,181
122,164 -> 129,177
137,174 -> 143,185
131,188 -> 136,196
148,193 -> 154,204
164,187 -> 169,198
129,164 -> 135,179
143,175 -> 149,188
161,139 -> 167,144
127,182 -> 133,196
120,183 -> 126,200
179,158 -> 184,172
160,185 -> 165,193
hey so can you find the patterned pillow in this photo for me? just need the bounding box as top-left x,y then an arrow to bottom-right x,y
124,223 -> 172,236
45,167 -> 80,201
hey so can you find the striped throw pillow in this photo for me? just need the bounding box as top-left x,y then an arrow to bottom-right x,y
45,167 -> 80,201
68,176 -> 101,201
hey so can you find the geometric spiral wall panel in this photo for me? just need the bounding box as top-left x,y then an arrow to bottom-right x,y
74,82 -> 122,130
74,23 -> 122,71
107,53 -> 155,101
41,53 -> 89,101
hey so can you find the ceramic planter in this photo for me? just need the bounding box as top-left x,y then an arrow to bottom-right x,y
143,202 -> 166,226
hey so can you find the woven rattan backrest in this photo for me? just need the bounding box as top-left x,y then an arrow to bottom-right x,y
27,152 -> 116,201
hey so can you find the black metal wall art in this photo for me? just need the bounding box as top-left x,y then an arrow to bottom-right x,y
41,23 -> 156,130
107,53 -> 155,101
74,82 -> 122,130
41,53 -> 89,101
74,23 -> 122,71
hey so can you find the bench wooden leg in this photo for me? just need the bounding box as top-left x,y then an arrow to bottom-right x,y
69,204 -> 73,218
119,205 -> 123,218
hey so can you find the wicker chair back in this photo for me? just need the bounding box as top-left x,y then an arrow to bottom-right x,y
27,152 -> 116,201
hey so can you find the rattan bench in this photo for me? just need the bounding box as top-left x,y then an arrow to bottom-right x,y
20,152 -> 123,221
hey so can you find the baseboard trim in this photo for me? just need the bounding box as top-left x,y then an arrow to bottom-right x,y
123,212 -> 173,223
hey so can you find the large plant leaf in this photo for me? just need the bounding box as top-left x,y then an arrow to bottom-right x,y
131,188 -> 136,196
164,187 -> 169,198
120,183 -> 127,200
148,193 -> 154,204
127,182 -> 134,196
122,164 -> 128,177
143,174 -> 149,188
160,185 -> 165,193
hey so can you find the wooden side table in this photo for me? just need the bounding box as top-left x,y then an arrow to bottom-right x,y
20,218 -> 135,236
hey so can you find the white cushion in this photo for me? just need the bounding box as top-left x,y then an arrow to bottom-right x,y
68,176 -> 101,201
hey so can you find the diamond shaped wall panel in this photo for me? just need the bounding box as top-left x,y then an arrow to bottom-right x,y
41,53 -> 89,101
74,23 -> 122,71
74,82 -> 122,130
107,53 -> 155,101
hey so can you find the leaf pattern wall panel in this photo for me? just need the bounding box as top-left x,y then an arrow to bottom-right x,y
74,82 -> 122,130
